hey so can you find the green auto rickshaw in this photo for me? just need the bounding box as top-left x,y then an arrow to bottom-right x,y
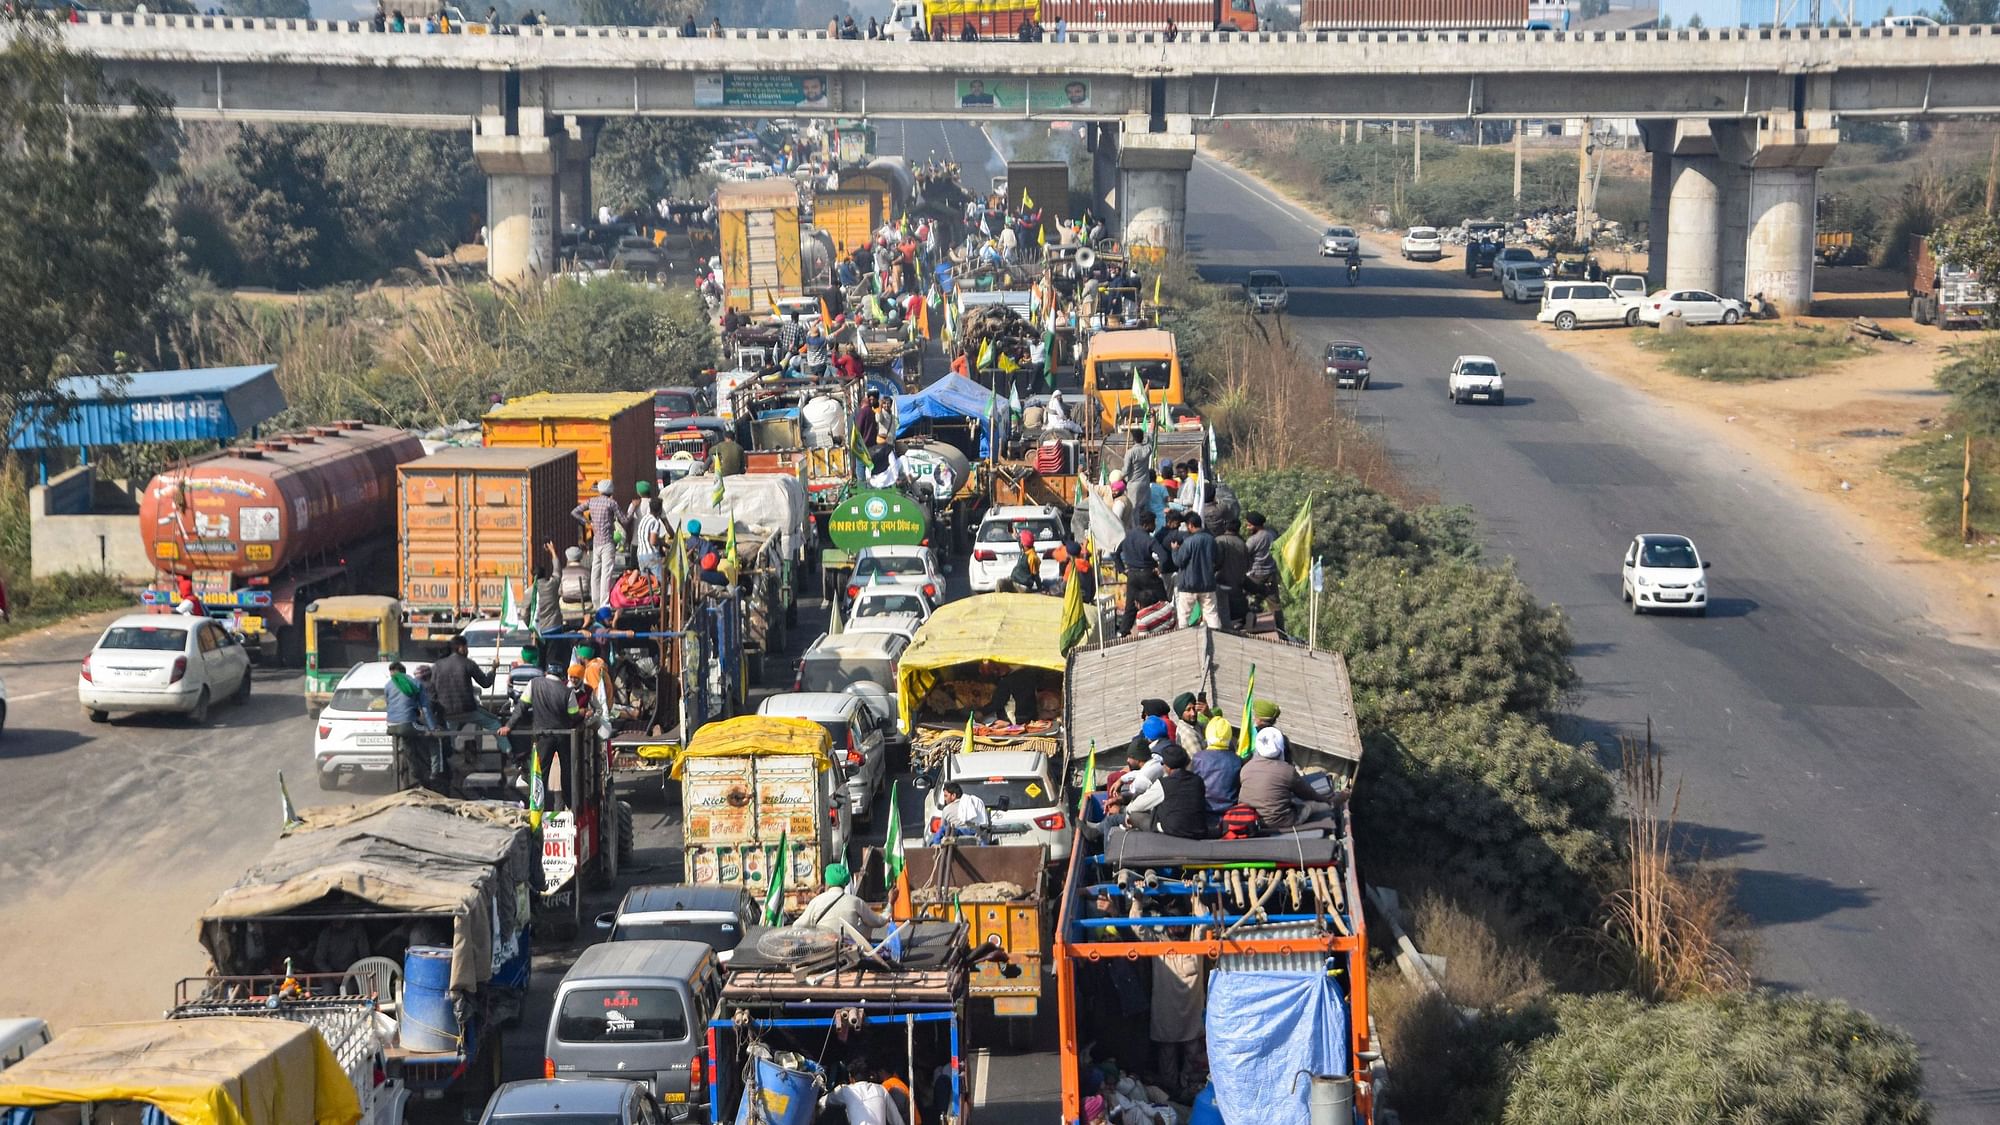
303,594 -> 403,707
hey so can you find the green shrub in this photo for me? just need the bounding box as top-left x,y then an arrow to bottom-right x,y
1358,708 -> 1616,927
1230,467 -> 1481,576
1503,991 -> 1930,1125
1638,323 -> 1869,382
1315,556 -> 1574,728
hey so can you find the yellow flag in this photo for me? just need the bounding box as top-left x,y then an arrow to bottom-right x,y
724,512 -> 738,565
1153,273 -> 1163,305
1272,496 -> 1313,591
1020,188 -> 1034,211
963,711 -> 976,754
977,339 -> 996,370
998,352 -> 1019,373
1058,561 -> 1087,653
1038,223 -> 1047,247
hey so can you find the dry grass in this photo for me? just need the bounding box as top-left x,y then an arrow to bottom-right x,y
1409,892 -> 1550,1011
1599,724 -> 1751,1001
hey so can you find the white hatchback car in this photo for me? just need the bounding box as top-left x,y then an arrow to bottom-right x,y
969,505 -> 1066,592
1498,260 -> 1549,303
1448,355 -> 1506,405
846,585 -> 936,634
845,545 -> 944,608
315,660 -> 433,788
1400,226 -> 1444,261
1637,289 -> 1746,326
1621,533 -> 1712,616
925,750 -> 1070,864
79,614 -> 251,725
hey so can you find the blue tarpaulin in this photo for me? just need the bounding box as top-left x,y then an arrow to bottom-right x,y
1205,971 -> 1349,1125
893,373 -> 1010,457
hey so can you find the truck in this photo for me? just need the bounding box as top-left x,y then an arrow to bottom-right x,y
168,980 -> 409,1125
1910,234 -> 1995,329
481,390 -> 657,509
1004,160 -> 1070,241
718,179 -> 804,316
194,791 -> 541,1106
1039,0 -> 1259,31
0,1018 -> 372,1125
839,158 -> 914,228
1302,0 -> 1529,29
811,189 -> 883,259
896,593 -> 1069,774
673,715 -> 851,914
137,421 -> 425,666
730,374 -> 862,516
658,473 -> 812,679
1056,627 -> 1376,1125
396,446 -> 581,642
899,844 -> 1050,1026
885,0 -> 1038,39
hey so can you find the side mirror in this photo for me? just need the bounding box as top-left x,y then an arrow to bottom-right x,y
595,911 -> 617,931
1703,560 -> 1713,569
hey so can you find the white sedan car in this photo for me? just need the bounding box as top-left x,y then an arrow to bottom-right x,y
79,614 -> 251,724
1621,533 -> 1712,616
845,545 -> 945,608
1638,289 -> 1746,326
315,660 -> 432,789
1400,226 -> 1444,261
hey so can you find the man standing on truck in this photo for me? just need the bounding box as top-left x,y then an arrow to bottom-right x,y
386,662 -> 441,789
1114,512 -> 1172,636
432,635 -> 500,761
573,480 -> 629,609
1170,513 -> 1219,630
500,663 -> 580,811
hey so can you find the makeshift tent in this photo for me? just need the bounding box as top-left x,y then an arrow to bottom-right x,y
672,715 -> 834,779
657,474 -> 809,562
893,373 -> 1011,458
1205,971 -> 1350,1125
198,791 -> 533,995
0,1018 -> 359,1125
897,593 -> 1067,730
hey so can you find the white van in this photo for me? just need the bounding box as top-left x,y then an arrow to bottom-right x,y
0,1018 -> 49,1071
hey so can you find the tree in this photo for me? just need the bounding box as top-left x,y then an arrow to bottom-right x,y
593,118 -> 724,211
218,126 -> 353,288
1936,0 -> 1999,23
1312,555 -> 1575,729
1504,992 -> 1930,1125
495,278 -> 714,401
305,126 -> 480,266
229,0 -> 312,15
1931,212 -> 2000,296
0,21 -> 177,437
572,0 -> 694,24
1230,467 -> 1482,578
1357,708 -> 1617,926
1935,338 -> 2000,434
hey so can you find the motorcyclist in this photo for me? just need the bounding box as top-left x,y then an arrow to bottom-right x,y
1345,244 -> 1361,284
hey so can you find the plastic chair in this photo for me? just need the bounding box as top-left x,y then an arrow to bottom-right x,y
342,956 -> 403,1014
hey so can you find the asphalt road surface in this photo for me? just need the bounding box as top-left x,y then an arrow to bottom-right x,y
1185,153 -> 2000,1117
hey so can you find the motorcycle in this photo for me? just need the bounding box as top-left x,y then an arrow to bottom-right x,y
1346,260 -> 1360,286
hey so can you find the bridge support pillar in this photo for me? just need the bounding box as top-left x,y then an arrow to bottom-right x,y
1665,155 -> 1723,293
1117,129 -> 1195,255
1646,148 -> 1671,286
1714,114 -> 1838,316
475,134 -> 559,285
557,118 -> 599,233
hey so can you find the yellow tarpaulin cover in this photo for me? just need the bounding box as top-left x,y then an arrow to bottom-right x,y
898,594 -> 1068,730
0,1018 -> 361,1125
671,715 -> 834,779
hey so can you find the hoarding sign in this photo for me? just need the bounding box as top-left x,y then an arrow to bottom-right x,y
955,78 -> 1092,112
695,73 -> 835,110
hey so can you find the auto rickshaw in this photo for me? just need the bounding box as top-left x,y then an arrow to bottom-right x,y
303,594 -> 403,707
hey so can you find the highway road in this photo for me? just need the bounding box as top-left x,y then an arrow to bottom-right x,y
1184,152 -> 2000,1117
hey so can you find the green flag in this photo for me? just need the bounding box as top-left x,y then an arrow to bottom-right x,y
1077,740 -> 1097,817
884,781 -> 904,884
1273,496 -> 1314,592
762,831 -> 790,925
1236,663 -> 1258,759
279,771 -> 300,830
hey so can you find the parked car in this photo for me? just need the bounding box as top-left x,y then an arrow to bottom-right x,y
969,505 -> 1065,592
1447,354 -> 1505,406
924,750 -> 1070,863
0,1018 -> 50,1071
612,236 -> 666,277
478,1079 -> 667,1125
1400,226 -> 1444,261
1498,260 -> 1549,303
79,614 -> 252,725
596,883 -> 761,963
1244,269 -> 1290,313
314,660 -> 433,789
1538,280 -> 1643,330
1323,341 -> 1372,389
1621,533 -> 1711,616
1494,245 -> 1541,274
757,691 -> 892,824
1637,289 -> 1746,326
1319,226 -> 1360,256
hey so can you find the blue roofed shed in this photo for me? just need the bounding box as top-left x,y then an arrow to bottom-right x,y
8,365 -> 287,451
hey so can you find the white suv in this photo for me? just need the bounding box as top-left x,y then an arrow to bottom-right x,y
924,750 -> 1069,863
1400,227 -> 1444,261
1621,533 -> 1711,616
1447,355 -> 1505,406
314,660 -> 431,789
1538,278 -> 1646,330
969,505 -> 1065,592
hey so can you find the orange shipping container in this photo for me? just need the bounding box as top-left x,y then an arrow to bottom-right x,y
398,447 -> 580,632
1301,0 -> 1525,26
480,391 -> 656,507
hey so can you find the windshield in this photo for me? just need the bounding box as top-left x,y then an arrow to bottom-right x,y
978,517 -> 1062,545
1500,248 -> 1537,261
1325,227 -> 1354,238
314,620 -> 382,671
461,627 -> 541,651
656,391 -> 699,414
800,659 -> 892,693
1248,272 -> 1282,286
1326,346 -> 1367,363
1409,228 -> 1438,239
1510,265 -> 1547,279
556,987 -> 688,1043
98,625 -> 188,652
611,918 -> 744,950
1092,358 -> 1173,391
1641,540 -> 1700,568
856,593 -> 927,617
855,555 -> 928,579
329,686 -> 389,713
490,1116 -> 622,1125
1458,361 -> 1499,377
955,776 -> 1054,812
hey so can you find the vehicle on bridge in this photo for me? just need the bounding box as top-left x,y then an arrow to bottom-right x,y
1448,354 -> 1505,405
1303,0 -> 1555,31
885,0 -> 1039,38
1399,225 -> 1444,261
1041,0 -> 1262,31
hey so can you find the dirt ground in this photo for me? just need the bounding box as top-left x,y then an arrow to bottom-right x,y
1200,141 -> 2000,646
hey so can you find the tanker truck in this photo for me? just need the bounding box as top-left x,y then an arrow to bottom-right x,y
138,421 -> 424,665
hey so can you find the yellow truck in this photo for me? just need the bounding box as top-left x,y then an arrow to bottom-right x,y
900,844 -> 1050,1024
896,593 -> 1069,772
718,179 -> 804,315
812,190 -> 882,259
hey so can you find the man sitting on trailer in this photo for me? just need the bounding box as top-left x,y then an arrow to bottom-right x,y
927,780 -> 992,844
824,1068 -> 908,1125
794,862 -> 888,932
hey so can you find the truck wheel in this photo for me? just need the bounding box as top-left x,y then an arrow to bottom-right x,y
1911,297 -> 1930,325
617,799 -> 635,862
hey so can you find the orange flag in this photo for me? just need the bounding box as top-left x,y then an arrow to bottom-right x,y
891,866 -> 915,922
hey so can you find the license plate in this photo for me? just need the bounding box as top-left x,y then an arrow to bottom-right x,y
993,996 -> 1038,1017
357,735 -> 391,747
663,1094 -> 688,1103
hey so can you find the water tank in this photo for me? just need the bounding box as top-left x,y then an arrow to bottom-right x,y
800,396 -> 847,449
399,945 -> 459,1053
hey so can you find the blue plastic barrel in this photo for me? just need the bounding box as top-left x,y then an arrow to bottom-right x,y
1189,1083 -> 1225,1125
733,1056 -> 823,1125
400,945 -> 459,1053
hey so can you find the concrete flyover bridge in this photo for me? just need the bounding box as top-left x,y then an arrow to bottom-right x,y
41,14 -> 2000,304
